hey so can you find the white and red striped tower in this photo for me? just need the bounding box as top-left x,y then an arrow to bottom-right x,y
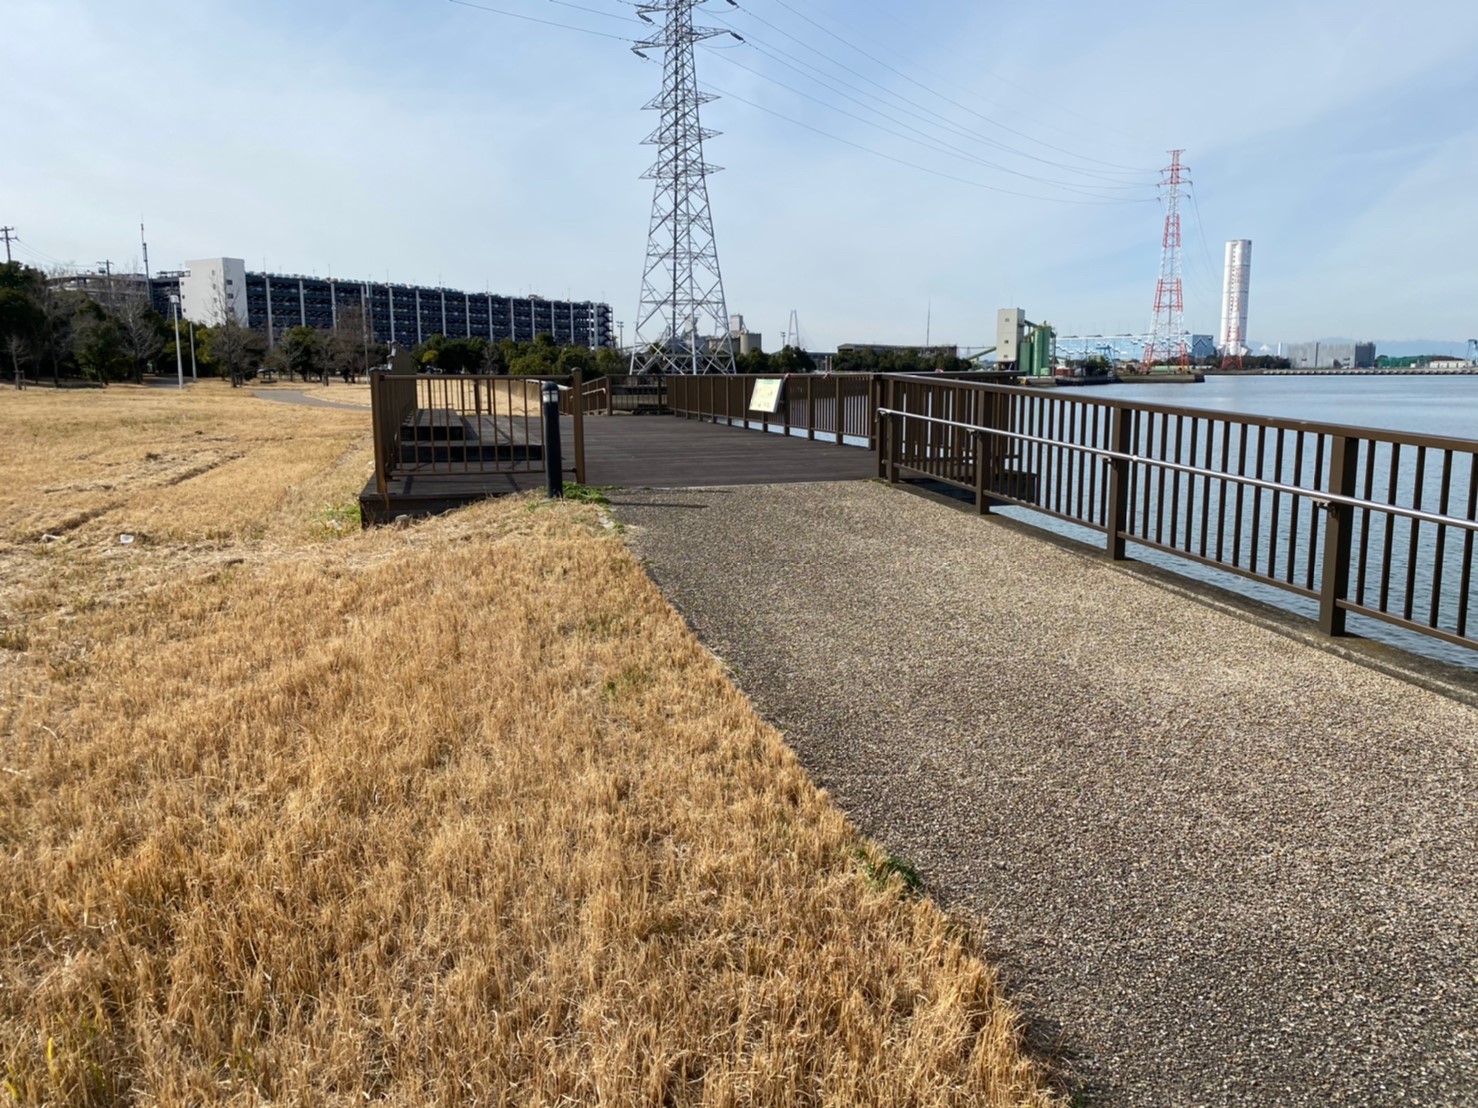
1143,149 -> 1189,370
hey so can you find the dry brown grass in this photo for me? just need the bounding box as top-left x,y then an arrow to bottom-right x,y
0,384 -> 1057,1106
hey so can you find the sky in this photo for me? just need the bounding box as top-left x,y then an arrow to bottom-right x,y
3,0 -> 1477,352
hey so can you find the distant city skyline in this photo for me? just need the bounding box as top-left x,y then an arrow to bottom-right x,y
4,0 -> 1476,350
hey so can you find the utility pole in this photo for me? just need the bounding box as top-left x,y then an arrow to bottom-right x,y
140,222 -> 150,280
629,0 -> 738,375
0,227 -> 14,264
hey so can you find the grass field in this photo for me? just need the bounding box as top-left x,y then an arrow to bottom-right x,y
0,383 -> 1057,1106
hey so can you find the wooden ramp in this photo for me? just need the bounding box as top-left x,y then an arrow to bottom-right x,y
360,417 -> 876,523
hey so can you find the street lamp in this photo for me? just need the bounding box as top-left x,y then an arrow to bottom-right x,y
169,294 -> 184,389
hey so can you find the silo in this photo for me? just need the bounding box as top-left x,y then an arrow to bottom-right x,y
1218,240 -> 1252,356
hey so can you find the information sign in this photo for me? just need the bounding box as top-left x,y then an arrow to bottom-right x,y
749,377 -> 783,413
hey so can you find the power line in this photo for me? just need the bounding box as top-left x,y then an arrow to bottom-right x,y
723,30 -> 1155,188
709,82 -> 1155,206
702,48 -> 1153,203
785,0 -> 1152,156
446,0 -> 639,41
711,6 -> 1155,187
751,0 -> 1156,175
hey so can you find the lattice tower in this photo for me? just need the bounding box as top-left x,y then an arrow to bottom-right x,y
1143,150 -> 1189,370
630,0 -> 735,375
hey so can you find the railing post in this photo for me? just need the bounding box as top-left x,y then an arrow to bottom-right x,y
868,374 -> 880,450
571,371 -> 586,486
836,375 -> 845,446
974,430 -> 990,515
1319,434 -> 1360,637
807,376 -> 816,440
1105,405 -> 1132,560
607,375 -> 615,417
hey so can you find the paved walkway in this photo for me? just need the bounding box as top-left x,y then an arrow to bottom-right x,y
612,481 -> 1478,1107
251,388 -> 369,412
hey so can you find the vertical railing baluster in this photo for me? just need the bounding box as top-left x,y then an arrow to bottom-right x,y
1249,425 -> 1265,575
1356,441 -> 1377,607
1232,423 -> 1248,568
1199,419 -> 1215,559
1168,415 -> 1184,550
1305,433 -> 1326,593
1403,447 -> 1427,623
1154,412 -> 1169,545
1457,453 -> 1476,640
1286,433 -> 1304,586
1184,418 -> 1199,553
1379,444 -> 1402,615
1268,429 -> 1285,580
1319,434 -> 1359,637
1106,404 -> 1132,560
1216,418 -> 1232,563
1429,450 -> 1453,630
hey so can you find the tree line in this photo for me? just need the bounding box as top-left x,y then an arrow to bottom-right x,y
0,261 -> 300,388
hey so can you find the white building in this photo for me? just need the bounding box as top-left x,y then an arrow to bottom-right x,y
1217,240 -> 1251,357
178,257 -> 249,326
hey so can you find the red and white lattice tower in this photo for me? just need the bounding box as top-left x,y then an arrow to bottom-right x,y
1143,149 -> 1189,370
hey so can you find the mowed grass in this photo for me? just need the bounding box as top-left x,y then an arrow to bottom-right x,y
0,384 -> 1057,1106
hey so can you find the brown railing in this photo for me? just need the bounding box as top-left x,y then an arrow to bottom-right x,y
560,375 -> 609,417
877,376 -> 1478,655
667,372 -> 1015,446
370,372 -> 583,494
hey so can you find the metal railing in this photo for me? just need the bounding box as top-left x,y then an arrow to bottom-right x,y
668,372 -> 1016,447
876,376 -> 1478,654
370,371 -> 584,495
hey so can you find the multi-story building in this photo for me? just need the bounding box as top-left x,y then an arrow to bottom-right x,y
157,258 -> 612,350
1286,341 -> 1377,369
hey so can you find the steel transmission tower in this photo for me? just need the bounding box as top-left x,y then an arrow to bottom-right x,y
630,0 -> 736,375
1143,149 -> 1189,370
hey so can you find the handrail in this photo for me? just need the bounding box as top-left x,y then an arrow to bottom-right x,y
878,374 -> 1478,456
876,407 -> 1478,535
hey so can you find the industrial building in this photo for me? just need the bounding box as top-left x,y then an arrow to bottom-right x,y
148,258 -> 612,349
1286,341 -> 1377,369
1218,240 -> 1252,357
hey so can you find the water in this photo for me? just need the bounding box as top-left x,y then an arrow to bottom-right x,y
997,374 -> 1478,670
1098,374 -> 1478,440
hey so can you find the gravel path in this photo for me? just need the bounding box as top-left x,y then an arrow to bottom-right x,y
612,480 -> 1478,1107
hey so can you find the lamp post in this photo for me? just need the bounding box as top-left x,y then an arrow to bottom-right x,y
170,294 -> 184,389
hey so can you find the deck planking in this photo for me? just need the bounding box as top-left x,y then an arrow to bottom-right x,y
360,416 -> 875,523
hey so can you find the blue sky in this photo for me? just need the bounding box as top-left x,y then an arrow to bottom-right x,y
3,0 -> 1476,351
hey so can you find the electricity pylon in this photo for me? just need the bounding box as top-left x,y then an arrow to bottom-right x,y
629,0 -> 736,375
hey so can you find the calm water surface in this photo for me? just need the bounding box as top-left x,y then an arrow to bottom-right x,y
1098,373 -> 1478,440
1001,374 -> 1478,670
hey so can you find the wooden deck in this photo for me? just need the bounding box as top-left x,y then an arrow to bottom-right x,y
360,416 -> 876,523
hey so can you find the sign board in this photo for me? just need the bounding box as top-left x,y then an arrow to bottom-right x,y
749,377 -> 784,413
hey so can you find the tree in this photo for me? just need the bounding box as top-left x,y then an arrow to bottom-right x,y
28,270 -> 86,387
5,333 -> 28,389
327,306 -> 381,382
771,345 -> 815,374
113,296 -> 168,383
72,302 -> 131,382
282,326 -> 326,383
593,346 -> 625,378
202,317 -> 266,387
0,263 -> 45,386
